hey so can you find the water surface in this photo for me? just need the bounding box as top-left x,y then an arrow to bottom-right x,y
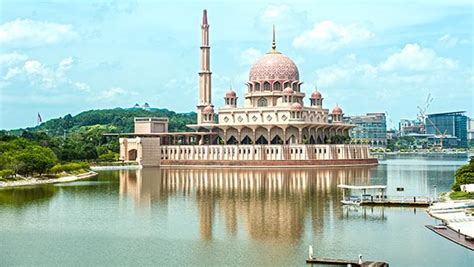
0,156 -> 472,266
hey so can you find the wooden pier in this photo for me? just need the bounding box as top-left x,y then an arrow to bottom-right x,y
359,198 -> 432,207
426,225 -> 474,251
306,257 -> 389,266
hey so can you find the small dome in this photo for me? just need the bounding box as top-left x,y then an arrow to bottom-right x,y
282,87 -> 294,95
203,105 -> 214,113
225,89 -> 236,98
332,105 -> 343,114
291,102 -> 303,110
310,90 -> 322,99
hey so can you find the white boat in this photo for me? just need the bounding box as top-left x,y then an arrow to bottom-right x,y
341,198 -> 361,205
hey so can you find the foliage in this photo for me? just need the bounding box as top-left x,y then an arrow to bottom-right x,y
452,157 -> 474,191
3,108 -> 197,163
450,191 -> 474,200
0,169 -> 15,179
97,151 -> 119,162
324,135 -> 351,144
0,138 -> 58,177
50,162 -> 90,174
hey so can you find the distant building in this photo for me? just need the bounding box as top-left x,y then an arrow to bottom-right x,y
399,119 -> 424,136
468,118 -> 474,147
426,111 -> 468,148
348,113 -> 387,147
131,103 -> 153,111
405,133 -> 459,149
386,129 -> 397,140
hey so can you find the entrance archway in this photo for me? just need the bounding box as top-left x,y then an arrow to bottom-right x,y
128,149 -> 137,160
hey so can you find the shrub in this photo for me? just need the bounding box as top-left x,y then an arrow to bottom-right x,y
0,169 -> 15,179
98,151 -> 119,162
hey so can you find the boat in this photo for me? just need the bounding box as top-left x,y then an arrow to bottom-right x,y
341,197 -> 361,205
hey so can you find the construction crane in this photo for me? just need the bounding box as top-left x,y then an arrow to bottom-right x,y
417,93 -> 447,149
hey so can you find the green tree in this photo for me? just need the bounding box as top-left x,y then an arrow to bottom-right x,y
452,157 -> 474,191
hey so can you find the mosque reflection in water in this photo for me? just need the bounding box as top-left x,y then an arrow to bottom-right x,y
119,167 -> 386,241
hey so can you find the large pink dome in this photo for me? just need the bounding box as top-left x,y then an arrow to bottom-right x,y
249,52 -> 299,82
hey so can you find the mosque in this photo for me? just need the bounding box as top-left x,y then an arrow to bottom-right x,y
118,10 -> 377,167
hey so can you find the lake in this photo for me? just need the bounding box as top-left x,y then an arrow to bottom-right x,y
1,155 -> 473,266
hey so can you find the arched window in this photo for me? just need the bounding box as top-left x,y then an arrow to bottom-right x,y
283,82 -> 289,89
248,84 -> 253,92
257,97 -> 268,107
263,82 -> 271,91
273,82 -> 281,91
292,83 -> 298,92
255,83 -> 260,91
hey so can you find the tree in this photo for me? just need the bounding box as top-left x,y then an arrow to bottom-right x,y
452,157 -> 474,191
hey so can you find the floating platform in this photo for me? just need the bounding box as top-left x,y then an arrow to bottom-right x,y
306,257 -> 389,266
359,199 -> 432,207
426,225 -> 474,251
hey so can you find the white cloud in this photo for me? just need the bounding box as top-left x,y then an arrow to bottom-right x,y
292,20 -> 373,51
438,34 -> 459,47
2,56 -> 78,89
0,52 -> 28,67
239,48 -> 263,65
98,87 -> 138,100
0,19 -> 79,47
256,4 -> 308,32
379,43 -> 458,71
74,82 -> 90,92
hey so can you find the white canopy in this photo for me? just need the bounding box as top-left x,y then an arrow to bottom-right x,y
337,184 -> 387,190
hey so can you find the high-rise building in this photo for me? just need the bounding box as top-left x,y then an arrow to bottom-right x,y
348,113 -> 387,147
426,111 -> 468,148
468,118 -> 474,147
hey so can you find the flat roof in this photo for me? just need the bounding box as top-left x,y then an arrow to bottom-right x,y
427,111 -> 466,117
337,184 -> 387,190
103,132 -> 217,137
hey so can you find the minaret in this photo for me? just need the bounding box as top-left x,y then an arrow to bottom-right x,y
197,9 -> 213,124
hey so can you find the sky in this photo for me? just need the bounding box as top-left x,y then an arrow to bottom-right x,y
0,0 -> 472,129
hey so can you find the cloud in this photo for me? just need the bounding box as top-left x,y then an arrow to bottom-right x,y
74,82 -> 90,92
0,19 -> 79,47
0,52 -> 28,67
314,44 -> 467,93
256,4 -> 308,32
97,87 -> 138,101
239,48 -> 263,65
379,43 -> 458,71
2,56 -> 81,89
292,20 -> 373,51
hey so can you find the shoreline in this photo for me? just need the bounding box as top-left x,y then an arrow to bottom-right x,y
0,171 -> 98,189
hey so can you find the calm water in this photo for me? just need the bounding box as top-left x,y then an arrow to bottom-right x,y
1,155 -> 473,266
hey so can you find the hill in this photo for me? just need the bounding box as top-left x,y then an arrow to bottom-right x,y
1,108 -> 197,163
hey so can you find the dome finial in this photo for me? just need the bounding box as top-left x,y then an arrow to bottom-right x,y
272,24 -> 276,51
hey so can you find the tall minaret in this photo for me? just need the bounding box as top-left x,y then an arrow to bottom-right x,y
197,9 -> 213,124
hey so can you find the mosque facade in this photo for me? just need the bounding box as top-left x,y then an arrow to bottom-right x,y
118,10 -> 377,167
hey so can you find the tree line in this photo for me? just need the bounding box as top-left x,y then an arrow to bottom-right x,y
0,108 -> 197,179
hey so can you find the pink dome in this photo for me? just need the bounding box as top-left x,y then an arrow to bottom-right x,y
332,105 -> 343,114
249,52 -> 299,82
310,90 -> 322,99
225,89 -> 236,98
291,102 -> 303,110
203,105 -> 214,113
282,87 -> 294,95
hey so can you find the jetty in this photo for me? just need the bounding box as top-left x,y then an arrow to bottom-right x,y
426,201 -> 474,250
425,225 -> 474,251
306,257 -> 389,266
306,246 -> 389,266
337,184 -> 435,207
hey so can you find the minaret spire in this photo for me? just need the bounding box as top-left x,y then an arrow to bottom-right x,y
197,9 -> 213,125
272,24 -> 276,51
202,9 -> 208,25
